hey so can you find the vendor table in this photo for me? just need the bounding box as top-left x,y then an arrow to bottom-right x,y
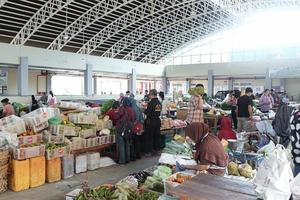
168,173 -> 257,200
204,114 -> 222,133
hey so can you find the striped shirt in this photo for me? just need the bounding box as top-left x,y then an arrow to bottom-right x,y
186,95 -> 204,124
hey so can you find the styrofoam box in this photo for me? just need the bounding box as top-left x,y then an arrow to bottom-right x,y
75,154 -> 87,174
87,153 -> 100,171
65,189 -> 82,200
61,155 -> 74,179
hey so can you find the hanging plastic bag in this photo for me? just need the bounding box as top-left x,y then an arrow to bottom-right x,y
254,145 -> 293,200
257,141 -> 275,156
291,173 -> 300,199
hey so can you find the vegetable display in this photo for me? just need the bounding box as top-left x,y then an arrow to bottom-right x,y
163,141 -> 192,157
101,100 -> 115,114
45,143 -> 67,150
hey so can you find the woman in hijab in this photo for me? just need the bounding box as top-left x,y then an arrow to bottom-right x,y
184,122 -> 228,176
217,116 -> 236,141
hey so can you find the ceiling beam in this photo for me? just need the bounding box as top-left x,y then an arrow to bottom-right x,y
10,0 -> 74,45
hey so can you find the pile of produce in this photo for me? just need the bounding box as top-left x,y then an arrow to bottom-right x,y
163,141 -> 192,157
101,99 -> 115,114
75,185 -> 117,200
220,102 -> 231,111
167,173 -> 193,184
128,190 -> 159,200
227,161 -> 253,178
188,87 -> 204,96
45,143 -> 68,151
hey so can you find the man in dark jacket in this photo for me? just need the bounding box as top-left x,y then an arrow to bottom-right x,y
144,89 -> 162,155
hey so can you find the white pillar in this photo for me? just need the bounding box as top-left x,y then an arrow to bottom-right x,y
46,73 -> 52,94
162,70 -> 167,93
18,57 -> 29,96
265,67 -> 272,90
93,77 -> 97,95
280,78 -> 286,92
128,68 -> 136,94
186,79 -> 191,93
228,78 -> 233,91
207,69 -> 214,97
84,64 -> 93,96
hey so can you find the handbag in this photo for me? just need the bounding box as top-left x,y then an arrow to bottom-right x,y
133,121 -> 144,135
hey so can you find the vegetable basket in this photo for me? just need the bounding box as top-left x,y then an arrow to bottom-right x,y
0,177 -> 7,193
0,148 -> 9,166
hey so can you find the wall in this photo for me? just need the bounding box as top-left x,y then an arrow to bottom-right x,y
5,68 -> 42,95
286,78 -> 300,101
0,43 -> 164,76
165,58 -> 300,78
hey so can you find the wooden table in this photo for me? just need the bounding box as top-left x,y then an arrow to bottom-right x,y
168,173 -> 257,200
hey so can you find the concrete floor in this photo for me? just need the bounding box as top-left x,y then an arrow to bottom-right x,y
0,156 -> 159,200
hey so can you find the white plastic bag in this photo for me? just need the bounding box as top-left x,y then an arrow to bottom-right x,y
254,145 -> 293,200
292,174 -> 300,199
257,141 -> 275,155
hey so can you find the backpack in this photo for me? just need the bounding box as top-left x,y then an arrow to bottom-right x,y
117,111 -> 133,140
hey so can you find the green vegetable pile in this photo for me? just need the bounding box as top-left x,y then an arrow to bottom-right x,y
220,102 -> 232,111
75,186 -> 117,200
101,99 -> 115,115
188,87 -> 204,96
45,143 -> 67,150
128,191 -> 159,200
163,141 -> 192,157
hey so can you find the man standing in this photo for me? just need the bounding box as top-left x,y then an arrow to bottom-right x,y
236,87 -> 253,132
144,89 -> 162,155
143,90 -> 149,102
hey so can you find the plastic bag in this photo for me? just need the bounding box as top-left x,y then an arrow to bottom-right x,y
48,117 -> 62,125
0,131 -> 18,147
291,173 -> 300,199
254,145 -> 293,200
257,141 -> 275,156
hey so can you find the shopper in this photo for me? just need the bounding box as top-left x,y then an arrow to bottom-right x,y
115,97 -> 134,164
129,95 -> 144,159
144,89 -> 162,155
143,90 -> 149,102
31,95 -> 39,111
186,86 -> 204,125
229,90 -> 241,129
47,91 -> 57,106
106,100 -> 120,126
118,93 -> 125,103
259,89 -> 273,113
183,122 -> 228,176
125,91 -> 131,97
0,98 -> 15,118
159,91 -> 168,117
236,87 -> 253,132
290,108 -> 300,176
270,89 -> 279,107
217,116 -> 236,141
38,92 -> 48,105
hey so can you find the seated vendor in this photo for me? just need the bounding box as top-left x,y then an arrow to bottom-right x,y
0,98 -> 15,118
218,116 -> 237,141
184,122 -> 228,176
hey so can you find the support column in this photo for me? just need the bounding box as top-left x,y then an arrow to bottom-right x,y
84,64 -> 93,97
186,79 -> 191,93
129,68 -> 137,95
280,78 -> 286,92
18,57 -> 29,96
46,73 -> 52,94
228,78 -> 234,91
162,70 -> 167,93
265,67 -> 272,90
93,77 -> 97,95
207,70 -> 214,97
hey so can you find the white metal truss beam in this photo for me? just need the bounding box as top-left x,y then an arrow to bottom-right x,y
10,0 -> 74,45
77,0 -> 199,54
0,0 -> 7,8
101,0 -> 227,58
132,19 -> 230,62
47,0 -> 136,50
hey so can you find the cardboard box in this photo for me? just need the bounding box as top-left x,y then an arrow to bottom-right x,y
0,116 -> 26,135
71,138 -> 86,150
80,128 -> 96,139
18,134 -> 43,146
68,113 -> 98,125
43,133 -> 65,144
46,146 -> 69,160
49,125 -> 80,137
13,145 -> 45,160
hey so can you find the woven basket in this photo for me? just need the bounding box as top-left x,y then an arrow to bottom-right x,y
0,164 -> 8,178
0,178 -> 8,193
0,149 -> 9,167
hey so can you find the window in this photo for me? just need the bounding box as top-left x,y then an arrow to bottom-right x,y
96,77 -> 128,95
52,75 -> 84,95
